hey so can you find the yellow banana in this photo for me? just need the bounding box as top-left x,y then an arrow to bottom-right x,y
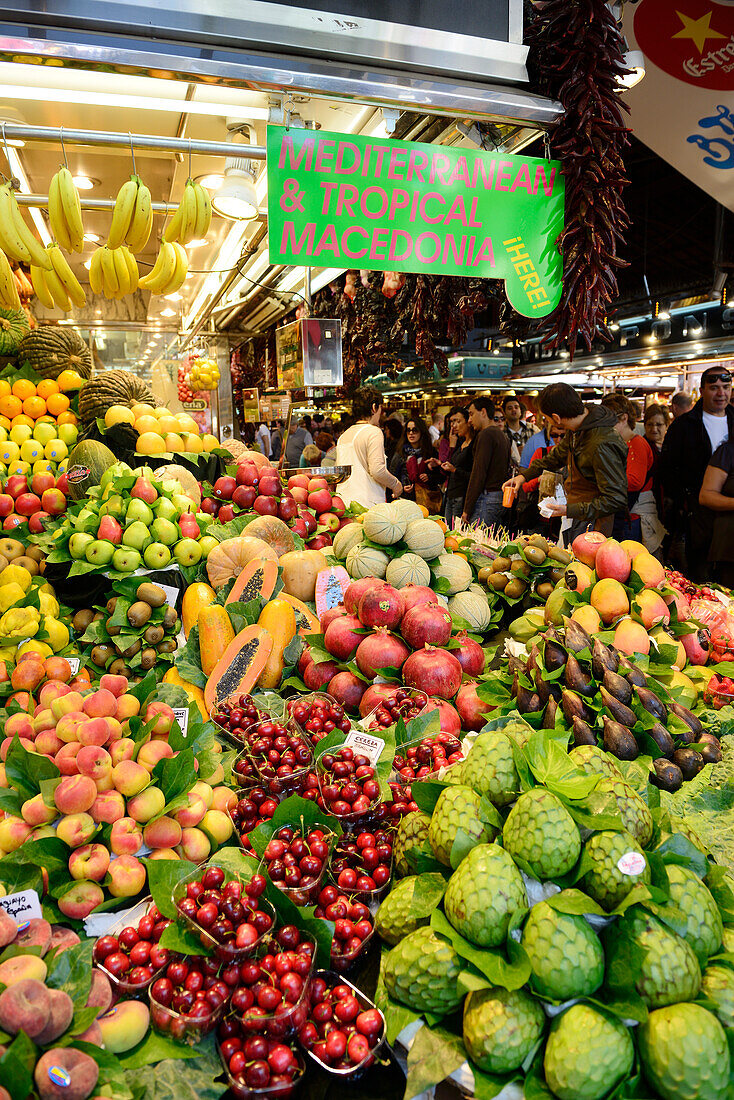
163,198 -> 183,244
57,167 -> 84,252
44,263 -> 72,311
89,247 -> 104,296
121,246 -> 139,292
30,264 -> 54,309
48,244 -> 86,308
193,181 -> 212,240
180,181 -> 198,245
6,188 -> 51,269
0,185 -> 31,263
139,241 -> 176,294
126,181 -> 152,253
108,177 -> 138,250
100,246 -> 119,298
48,172 -> 73,252
112,246 -> 131,297
0,249 -> 21,309
168,242 -> 189,293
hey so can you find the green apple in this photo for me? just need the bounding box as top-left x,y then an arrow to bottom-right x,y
173,538 -> 202,566
20,439 -> 44,463
100,495 -> 125,520
69,532 -> 95,559
143,542 -> 172,570
85,539 -> 116,567
57,423 -> 78,447
126,499 -> 154,525
122,521 -> 151,551
153,497 -> 179,522
171,493 -> 195,515
12,424 -> 33,445
150,517 -> 179,546
195,512 -> 214,529
198,535 -> 218,559
32,422 -> 56,446
112,547 -> 142,573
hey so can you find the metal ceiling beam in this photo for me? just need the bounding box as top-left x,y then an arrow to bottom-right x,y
0,123 -> 265,160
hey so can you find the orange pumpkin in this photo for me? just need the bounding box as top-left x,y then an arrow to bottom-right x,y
206,536 -> 277,587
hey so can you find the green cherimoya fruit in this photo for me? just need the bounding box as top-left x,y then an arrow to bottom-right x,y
664,864 -> 723,966
581,830 -> 650,911
428,785 -> 496,867
604,909 -> 701,1008
568,744 -> 622,779
521,900 -> 604,1001
393,811 -> 431,877
443,843 -> 526,947
702,965 -> 734,1028
460,730 -> 518,807
501,715 -> 533,751
503,788 -> 581,880
595,775 -> 653,847
375,877 -> 431,945
638,1003 -> 730,1100
722,926 -> 734,953
383,926 -> 462,1015
668,816 -> 707,854
544,1004 -> 634,1100
462,987 -> 545,1074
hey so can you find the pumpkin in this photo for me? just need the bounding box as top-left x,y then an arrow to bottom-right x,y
346,543 -> 389,580
257,598 -> 297,689
404,519 -> 445,561
78,369 -> 158,423
156,464 -> 201,508
66,440 -> 118,501
386,553 -> 431,589
198,604 -> 236,677
391,498 -> 424,525
204,625 -> 273,712
243,515 -> 295,557
182,582 -> 216,638
432,552 -> 473,594
448,590 -> 493,631
280,593 -> 320,634
163,666 -> 209,719
280,549 -> 328,603
0,307 -> 30,355
332,522 -> 364,560
227,559 -> 278,605
363,503 -> 406,546
206,537 -> 277,587
18,328 -> 92,380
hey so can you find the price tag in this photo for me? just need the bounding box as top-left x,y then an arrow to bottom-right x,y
0,889 -> 42,923
66,657 -> 80,675
173,707 -> 190,739
344,730 -> 385,766
617,851 -> 646,876
157,583 -> 180,608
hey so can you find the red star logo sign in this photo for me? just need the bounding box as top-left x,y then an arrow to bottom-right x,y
635,0 -> 734,89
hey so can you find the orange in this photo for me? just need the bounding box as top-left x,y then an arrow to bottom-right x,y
0,380 -> 10,398
0,395 -> 22,419
22,396 -> 46,420
11,414 -> 34,429
0,415 -> 10,430
36,379 -> 60,399
56,410 -> 78,426
11,379 -> 36,401
135,414 -> 161,435
46,392 -> 70,417
164,433 -> 185,452
444,535 -> 460,552
157,415 -> 179,434
131,403 -> 155,418
136,432 -> 166,455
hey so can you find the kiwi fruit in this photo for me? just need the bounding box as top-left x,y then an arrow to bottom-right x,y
511,559 -> 531,578
491,556 -> 512,573
536,581 -> 555,599
93,611 -> 105,622
72,608 -> 95,633
505,578 -> 528,599
489,572 -> 510,591
549,567 -> 566,584
528,534 -> 550,554
144,624 -> 165,646
127,601 -> 152,628
91,644 -> 115,668
24,545 -> 44,564
157,638 -> 178,654
106,597 -> 117,616
137,582 -> 167,608
163,606 -> 178,632
140,647 -> 158,670
477,566 -> 492,583
116,638 -> 142,660
106,617 -> 121,637
523,546 -> 547,567
108,658 -> 129,677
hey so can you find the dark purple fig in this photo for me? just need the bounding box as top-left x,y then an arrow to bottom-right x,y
572,716 -> 597,746
600,686 -> 637,728
602,715 -> 639,760
647,721 -> 675,757
592,638 -> 620,680
563,619 -> 593,655
667,699 -> 703,737
602,669 -> 632,706
672,747 -> 704,781
650,759 -> 683,792
635,685 -> 668,722
564,653 -> 595,698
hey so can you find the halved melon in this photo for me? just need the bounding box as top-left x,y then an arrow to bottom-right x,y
280,592 -> 320,635
204,625 -> 273,712
226,559 -> 278,605
315,565 -> 350,620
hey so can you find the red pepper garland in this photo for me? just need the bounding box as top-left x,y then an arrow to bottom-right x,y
524,0 -> 631,356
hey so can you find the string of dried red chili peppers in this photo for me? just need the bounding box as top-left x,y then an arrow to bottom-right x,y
525,0 -> 631,357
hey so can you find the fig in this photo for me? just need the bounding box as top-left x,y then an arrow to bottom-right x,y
650,759 -> 683,792
667,699 -> 703,737
602,669 -> 632,706
602,715 -> 639,760
635,685 -> 667,722
543,636 -> 567,672
541,696 -> 559,730
127,601 -> 152,628
619,657 -> 646,688
591,638 -> 619,680
699,739 -> 722,765
600,686 -> 637,728
136,582 -> 166,607
564,653 -> 595,697
561,689 -> 595,726
563,619 -> 593,655
647,721 -> 675,757
672,747 -> 704,781
507,656 -> 528,679
516,682 -> 542,714
572,716 -> 597,746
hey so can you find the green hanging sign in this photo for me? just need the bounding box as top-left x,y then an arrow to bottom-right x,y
267,125 -> 564,319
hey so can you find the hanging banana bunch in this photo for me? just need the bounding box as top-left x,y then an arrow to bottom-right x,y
0,183 -> 52,270
139,241 -> 188,296
48,167 -> 84,253
107,174 -> 153,253
0,249 -> 21,310
89,244 -> 139,301
31,243 -> 87,312
163,179 -> 211,246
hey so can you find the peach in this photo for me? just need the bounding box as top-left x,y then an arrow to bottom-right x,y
109,817 -> 143,856
49,926 -> 81,954
200,809 -> 233,846
54,774 -> 96,816
172,793 -> 207,828
202,761 -> 224,785
50,691 -> 85,721
90,789 -> 125,825
174,826 -> 211,862
30,825 -> 57,841
55,741 -> 82,775
115,694 -> 140,722
56,812 -> 96,848
135,740 -> 174,772
20,793 -> 57,827
633,550 -> 666,589
5,711 -> 33,739
634,589 -> 670,630
34,1048 -> 99,1100
111,760 -> 149,797
100,673 -> 128,698
0,954 -> 47,986
98,1000 -> 149,1053
76,1021 -> 103,1046
191,780 -> 214,808
32,708 -> 56,734
590,577 -> 630,625
56,711 -> 86,744
87,970 -> 113,1015
107,854 -> 146,898
35,730 -> 63,756
126,785 -> 165,823
77,717 -> 112,748
110,738 -> 135,765
211,786 -> 236,813
144,701 -> 175,736
69,842 -> 110,882
10,660 -> 45,692
146,847 -> 180,861
39,681 -> 72,707
1,736 -> 33,761
104,716 -> 122,742
15,918 -> 52,955
0,978 -> 52,1037
143,815 -> 181,849
0,762 -> 6,788
0,907 -> 16,947
77,745 -> 112,781
35,988 -> 74,1045
613,617 -> 651,657
83,689 -> 118,718
0,815 -> 32,852
9,691 -> 34,712
44,656 -> 73,683
57,881 -> 104,920
94,774 -> 114,793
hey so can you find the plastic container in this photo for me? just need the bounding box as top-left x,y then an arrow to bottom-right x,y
218,1036 -> 306,1100
363,688 -> 429,733
390,728 -> 464,783
228,787 -> 282,855
327,832 -> 394,905
212,694 -> 271,748
230,933 -> 316,1038
301,971 -> 386,1080
149,969 -> 224,1046
315,745 -> 382,825
703,673 -> 734,710
94,897 -> 169,1000
239,717 -> 316,796
286,692 -> 352,747
263,826 -> 336,907
172,868 -> 276,965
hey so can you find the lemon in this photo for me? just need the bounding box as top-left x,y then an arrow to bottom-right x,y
17,639 -> 52,659
43,617 -> 69,652
0,565 -> 32,592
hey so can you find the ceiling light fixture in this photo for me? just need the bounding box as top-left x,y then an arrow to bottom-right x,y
165,292 -> 183,302
617,50 -> 646,89
84,232 -> 100,243
197,174 -> 224,190
83,258 -> 92,269
73,176 -> 97,191
160,308 -> 177,317
186,239 -> 209,249
212,161 -> 258,221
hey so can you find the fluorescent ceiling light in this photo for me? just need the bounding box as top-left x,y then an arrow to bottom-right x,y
198,174 -> 224,190
165,292 -> 183,302
160,308 -> 176,317
84,232 -> 100,243
0,83 -> 269,120
187,239 -> 209,248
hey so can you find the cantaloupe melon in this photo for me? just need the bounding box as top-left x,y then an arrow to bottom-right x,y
432,552 -> 473,594
391,499 -> 424,525
332,523 -> 365,560
448,589 -> 492,631
363,503 -> 406,546
386,553 -> 431,588
404,518 -> 445,560
346,543 -> 389,579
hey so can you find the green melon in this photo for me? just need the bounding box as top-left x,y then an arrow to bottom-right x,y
332,522 -> 365,560
66,440 -> 118,501
392,499 -> 424,525
449,590 -> 492,631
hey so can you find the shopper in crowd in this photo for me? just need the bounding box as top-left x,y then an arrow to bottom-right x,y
492,407 -> 505,428
440,407 -> 475,526
601,394 -> 665,554
462,397 -> 511,528
503,383 -> 628,543
283,419 -> 313,467
660,366 -> 734,581
670,391 -> 694,419
269,419 -> 283,462
699,439 -> 734,587
502,396 -> 535,467
317,431 -> 337,469
516,422 -> 566,536
437,408 -> 459,465
390,416 -> 442,511
383,418 -> 404,467
643,403 -> 669,454
255,420 -> 271,458
336,384 -> 403,506
299,443 -> 321,468
520,415 -> 552,468
428,411 -> 444,446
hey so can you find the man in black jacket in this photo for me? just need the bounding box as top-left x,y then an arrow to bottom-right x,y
659,366 -> 734,581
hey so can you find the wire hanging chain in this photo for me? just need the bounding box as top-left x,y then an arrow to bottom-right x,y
0,124 -> 11,185
129,131 -> 137,176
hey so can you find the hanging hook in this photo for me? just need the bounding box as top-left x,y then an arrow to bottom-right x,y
59,125 -> 68,169
0,124 -> 9,183
129,132 -> 137,176
543,131 -> 552,161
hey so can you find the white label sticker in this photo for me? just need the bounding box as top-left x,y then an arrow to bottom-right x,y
344,730 -> 385,765
66,657 -> 80,675
313,369 -> 332,385
157,583 -> 179,608
617,851 -> 646,876
0,889 -> 42,923
173,707 -> 190,738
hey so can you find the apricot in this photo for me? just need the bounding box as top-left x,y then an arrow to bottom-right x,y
86,970 -> 112,1015
0,977 -> 51,1037
190,780 -> 214,808
68,843 -> 110,883
110,738 -> 135,765
34,1048 -> 99,1100
0,815 -> 32,851
590,577 -> 630,625
211,786 -> 237,813
76,745 -> 112,781
99,673 -> 128,698
0,953 -> 47,986
76,1021 -> 103,1046
82,689 -> 118,719
98,1000 -> 150,1053
135,740 -> 173,772
39,681 -> 72,707
15,917 -> 52,955
147,847 -> 179,861
56,712 -> 86,744
21,793 -> 57,827
172,793 -> 206,828
50,691 -> 85,721
115,694 -> 140,722
5,711 -> 33,739
10,660 -> 45,692
174,826 -> 211,862
35,988 -> 74,1045
77,717 -> 112,748
35,730 -> 63,756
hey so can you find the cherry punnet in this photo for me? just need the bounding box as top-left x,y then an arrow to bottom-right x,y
392,731 -> 463,780
212,693 -> 267,740
298,979 -> 384,1072
329,829 -> 393,896
239,719 -> 316,796
150,955 -> 237,1043
385,779 -> 419,819
94,904 -> 171,991
366,687 -> 428,730
230,787 -> 280,853
287,696 -> 352,746
230,927 -> 315,1037
217,1017 -> 303,1098
314,887 -> 374,970
317,746 -> 381,819
263,826 -> 332,905
177,871 -> 273,959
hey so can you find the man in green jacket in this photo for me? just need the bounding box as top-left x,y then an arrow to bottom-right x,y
503,383 -> 628,543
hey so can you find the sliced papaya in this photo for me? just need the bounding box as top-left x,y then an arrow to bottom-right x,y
204,625 -> 273,713
280,592 -> 320,635
226,558 -> 278,606
314,565 -> 350,620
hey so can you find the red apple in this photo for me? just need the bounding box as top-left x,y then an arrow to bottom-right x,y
253,496 -> 279,517
290,486 -> 308,505
287,474 -> 309,491
307,477 -> 329,492
330,495 -> 345,517
217,504 -> 235,523
31,472 -> 56,496
318,512 -> 340,533
200,497 -> 218,515
14,492 -> 42,517
298,508 -> 318,536
28,511 -> 50,534
308,488 -> 332,514
337,517 -> 354,530
5,475 -> 28,500
307,534 -> 332,550
292,517 -> 308,537
232,485 -> 256,510
278,497 -> 299,522
0,494 -> 13,518
236,463 -> 258,487
56,472 -> 69,495
41,488 -> 67,516
258,475 -> 280,496
213,476 -> 237,500
3,514 -> 24,530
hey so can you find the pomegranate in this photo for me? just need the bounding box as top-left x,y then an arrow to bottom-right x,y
400,585 -> 439,614
422,697 -> 462,736
452,633 -> 486,677
324,614 -> 365,660
320,606 -> 348,632
345,577 -> 380,615
298,649 -> 314,676
355,629 -> 410,680
403,646 -> 462,700
455,682 -> 491,731
358,583 -> 403,630
327,671 -> 367,712
303,660 -> 340,690
358,684 -> 397,718
401,604 -> 452,649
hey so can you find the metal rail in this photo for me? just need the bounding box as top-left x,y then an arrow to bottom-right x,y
0,123 -> 265,159
15,193 -> 178,212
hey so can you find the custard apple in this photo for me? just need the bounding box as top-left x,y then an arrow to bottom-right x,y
521,900 -> 604,1001
595,775 -> 653,847
428,784 -> 496,866
568,744 -> 622,779
462,987 -> 545,1074
581,830 -> 650,911
604,909 -> 701,1008
443,843 -> 526,947
460,730 -> 518,807
375,876 -> 433,945
639,1003 -> 730,1100
394,811 -> 431,877
383,926 -> 462,1015
702,965 -> 734,1028
544,1004 -> 634,1100
664,864 -> 723,965
503,788 -> 581,880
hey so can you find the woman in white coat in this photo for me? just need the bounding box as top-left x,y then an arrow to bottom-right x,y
336,385 -> 403,508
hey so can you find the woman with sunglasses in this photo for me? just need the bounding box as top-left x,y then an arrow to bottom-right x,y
390,416 -> 442,510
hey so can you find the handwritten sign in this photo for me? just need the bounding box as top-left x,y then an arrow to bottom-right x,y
0,889 -> 42,923
173,707 -> 190,739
